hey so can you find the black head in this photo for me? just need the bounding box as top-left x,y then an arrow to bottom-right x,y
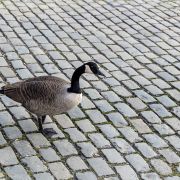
84,62 -> 104,76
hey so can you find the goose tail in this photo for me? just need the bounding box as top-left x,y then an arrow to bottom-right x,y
0,87 -> 4,94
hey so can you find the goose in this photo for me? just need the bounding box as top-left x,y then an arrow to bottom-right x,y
0,62 -> 104,136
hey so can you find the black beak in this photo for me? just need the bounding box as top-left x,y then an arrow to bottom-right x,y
96,69 -> 105,76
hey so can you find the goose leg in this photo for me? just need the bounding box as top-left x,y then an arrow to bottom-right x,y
38,116 -> 57,137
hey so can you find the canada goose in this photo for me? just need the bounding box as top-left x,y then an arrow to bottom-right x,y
0,62 -> 104,136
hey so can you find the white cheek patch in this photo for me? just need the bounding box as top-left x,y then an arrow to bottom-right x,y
85,65 -> 93,74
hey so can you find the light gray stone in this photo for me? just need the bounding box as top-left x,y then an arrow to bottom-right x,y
107,112 -> 128,127
89,133 -> 111,148
67,156 -> 88,170
135,142 -> 157,158
22,156 -> 47,173
143,134 -> 168,148
159,148 -> 180,164
13,140 -> 36,157
4,165 -> 31,180
102,148 -> 125,163
77,142 -> 99,158
0,147 -> 19,166
53,139 -> 78,156
49,162 -> 72,180
76,171 -> 97,180
87,158 -> 114,176
64,128 -> 87,142
111,138 -> 135,154
126,154 -> 150,172
86,110 -> 107,124
39,147 -> 60,162
151,159 -> 172,175
27,133 -> 50,148
118,127 -> 142,143
34,172 -> 54,180
115,103 -> 137,117
115,165 -> 138,180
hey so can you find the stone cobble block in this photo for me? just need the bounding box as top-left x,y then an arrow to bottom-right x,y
165,135 -> 180,151
158,148 -> 180,164
115,165 -> 138,180
13,140 -> 36,157
151,159 -> 172,176
67,156 -> 88,171
89,133 -> 111,148
76,119 -> 96,133
131,119 -> 152,134
111,138 -> 135,154
118,127 -> 142,143
135,142 -> 157,158
87,157 -> 114,176
3,126 -> 22,140
4,165 -> 31,180
115,103 -> 137,117
143,134 -> 168,148
86,109 -> 107,124
22,156 -> 47,173
126,154 -> 150,172
53,139 -> 78,156
102,148 -> 125,164
34,172 -> 54,180
76,171 -> 97,180
27,133 -> 50,148
48,162 -> 72,180
39,147 -> 60,162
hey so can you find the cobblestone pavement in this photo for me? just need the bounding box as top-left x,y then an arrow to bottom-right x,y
0,0 -> 180,179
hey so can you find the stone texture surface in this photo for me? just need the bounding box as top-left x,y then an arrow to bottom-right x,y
0,0 -> 180,179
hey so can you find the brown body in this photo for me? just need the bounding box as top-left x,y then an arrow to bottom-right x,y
2,76 -> 82,116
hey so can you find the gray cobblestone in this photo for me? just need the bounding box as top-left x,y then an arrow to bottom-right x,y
48,162 -> 72,180
76,171 -> 97,180
27,133 -> 50,148
0,111 -> 15,126
107,112 -> 128,127
143,134 -> 168,148
86,110 -> 107,124
3,126 -> 22,140
135,142 -> 157,158
34,172 -> 54,180
39,147 -> 60,162
4,165 -> 31,180
159,148 -> 180,164
111,138 -> 135,154
77,142 -> 98,158
151,159 -> 172,176
0,147 -> 19,166
102,148 -> 125,164
22,156 -> 47,173
67,156 -> 88,170
115,103 -> 137,117
89,133 -> 111,148
76,119 -> 96,133
126,154 -> 150,172
141,172 -> 161,180
115,165 -> 138,180
1,0 -> 180,178
131,119 -> 152,134
87,157 -> 114,176
141,111 -> 161,124
53,139 -> 78,156
165,135 -> 180,151
13,140 -> 36,157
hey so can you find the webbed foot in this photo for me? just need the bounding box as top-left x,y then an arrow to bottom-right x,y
42,128 -> 57,137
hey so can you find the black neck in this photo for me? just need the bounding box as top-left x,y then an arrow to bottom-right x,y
67,65 -> 84,94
